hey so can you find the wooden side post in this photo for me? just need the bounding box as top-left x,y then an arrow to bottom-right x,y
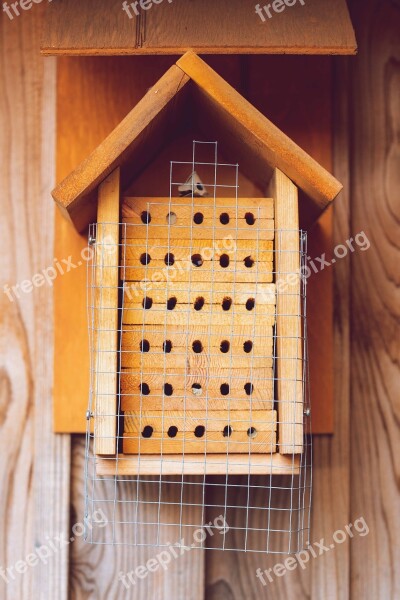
269,169 -> 304,454
94,168 -> 120,455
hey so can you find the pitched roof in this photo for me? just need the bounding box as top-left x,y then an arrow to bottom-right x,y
52,51 -> 342,232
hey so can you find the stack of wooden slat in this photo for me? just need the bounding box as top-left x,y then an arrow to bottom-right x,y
121,196 -> 276,454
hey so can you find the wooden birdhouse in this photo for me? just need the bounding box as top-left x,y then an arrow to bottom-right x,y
52,52 -> 342,478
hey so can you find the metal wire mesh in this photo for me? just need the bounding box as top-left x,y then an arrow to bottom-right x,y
84,141 -> 311,553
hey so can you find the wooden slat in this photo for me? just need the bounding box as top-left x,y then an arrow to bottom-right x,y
177,51 -> 343,222
121,220 -> 275,241
52,65 -> 191,231
122,282 -> 276,305
96,454 -> 300,476
121,323 -> 274,350
269,169 -> 303,454
123,267 -> 273,284
123,409 -> 277,453
0,12 -> 70,600
41,0 -> 357,56
121,350 -> 273,371
121,306 -> 275,327
93,169 -> 120,455
122,238 -> 274,264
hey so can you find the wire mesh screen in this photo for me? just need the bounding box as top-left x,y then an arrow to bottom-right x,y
84,141 -> 311,553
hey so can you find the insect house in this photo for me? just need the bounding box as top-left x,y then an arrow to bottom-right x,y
52,52 -> 342,553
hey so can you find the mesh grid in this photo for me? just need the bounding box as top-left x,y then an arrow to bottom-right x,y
84,141 -> 311,553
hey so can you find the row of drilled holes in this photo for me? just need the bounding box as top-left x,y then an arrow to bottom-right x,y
140,339 -> 253,354
140,252 -> 255,268
140,211 -> 257,226
139,382 -> 254,396
142,296 -> 256,311
140,424 -> 257,439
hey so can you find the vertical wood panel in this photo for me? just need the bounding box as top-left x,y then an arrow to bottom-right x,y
0,9 -> 70,600
348,0 -> 400,598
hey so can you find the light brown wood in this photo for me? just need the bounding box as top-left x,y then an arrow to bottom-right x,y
123,407 -> 277,454
52,65 -> 190,231
177,52 -> 343,223
41,0 -> 357,56
121,350 -> 273,371
96,454 -> 300,476
93,169 -> 120,455
269,168 -> 303,454
0,10 -> 70,600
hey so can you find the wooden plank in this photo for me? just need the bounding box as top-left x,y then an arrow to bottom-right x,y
41,0 -> 357,56
121,220 -> 275,241
0,10 -> 70,600
96,454 -> 300,476
52,65 -> 191,231
122,282 -> 276,305
269,168 -> 303,454
93,169 -> 120,455
123,266 -> 273,284
177,52 -> 343,222
347,1 -> 400,597
121,350 -> 273,371
123,408 -> 277,454
121,306 -> 275,326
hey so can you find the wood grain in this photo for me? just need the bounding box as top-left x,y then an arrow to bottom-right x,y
93,169 -> 120,455
41,0 -> 357,55
0,9 -> 69,600
348,0 -> 400,597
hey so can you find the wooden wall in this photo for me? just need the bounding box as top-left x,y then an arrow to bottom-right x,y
0,0 -> 398,598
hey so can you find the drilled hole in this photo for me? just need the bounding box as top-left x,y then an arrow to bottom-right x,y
246,298 -> 255,311
139,383 -> 150,395
219,254 -> 230,268
244,382 -> 254,396
194,425 -> 205,438
220,340 -> 230,353
167,296 -> 177,310
193,212 -> 204,224
163,340 -> 172,353
140,339 -> 150,353
141,211 -> 151,224
140,253 -> 151,265
164,253 -> 175,266
194,296 -> 205,311
219,212 -> 230,225
166,212 -> 177,225
142,425 -> 153,438
243,340 -> 253,353
142,297 -> 153,310
222,297 -> 232,311
220,383 -> 230,396
191,253 -> 203,267
192,340 -> 203,353
192,383 -> 202,396
223,425 -> 232,438
164,383 -> 173,396
168,426 -> 178,438
244,256 -> 254,268
245,212 -> 255,225
247,427 -> 257,438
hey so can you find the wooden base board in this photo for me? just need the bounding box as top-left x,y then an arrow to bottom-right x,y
96,453 -> 300,476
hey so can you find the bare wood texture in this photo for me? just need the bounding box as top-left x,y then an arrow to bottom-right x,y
93,169 -> 120,454
41,0 -> 357,56
348,0 -> 400,597
52,65 -> 190,231
70,438 -> 205,598
123,408 -> 277,454
97,453 -> 300,476
0,9 -> 69,600
269,169 -> 303,453
177,52 -> 342,223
